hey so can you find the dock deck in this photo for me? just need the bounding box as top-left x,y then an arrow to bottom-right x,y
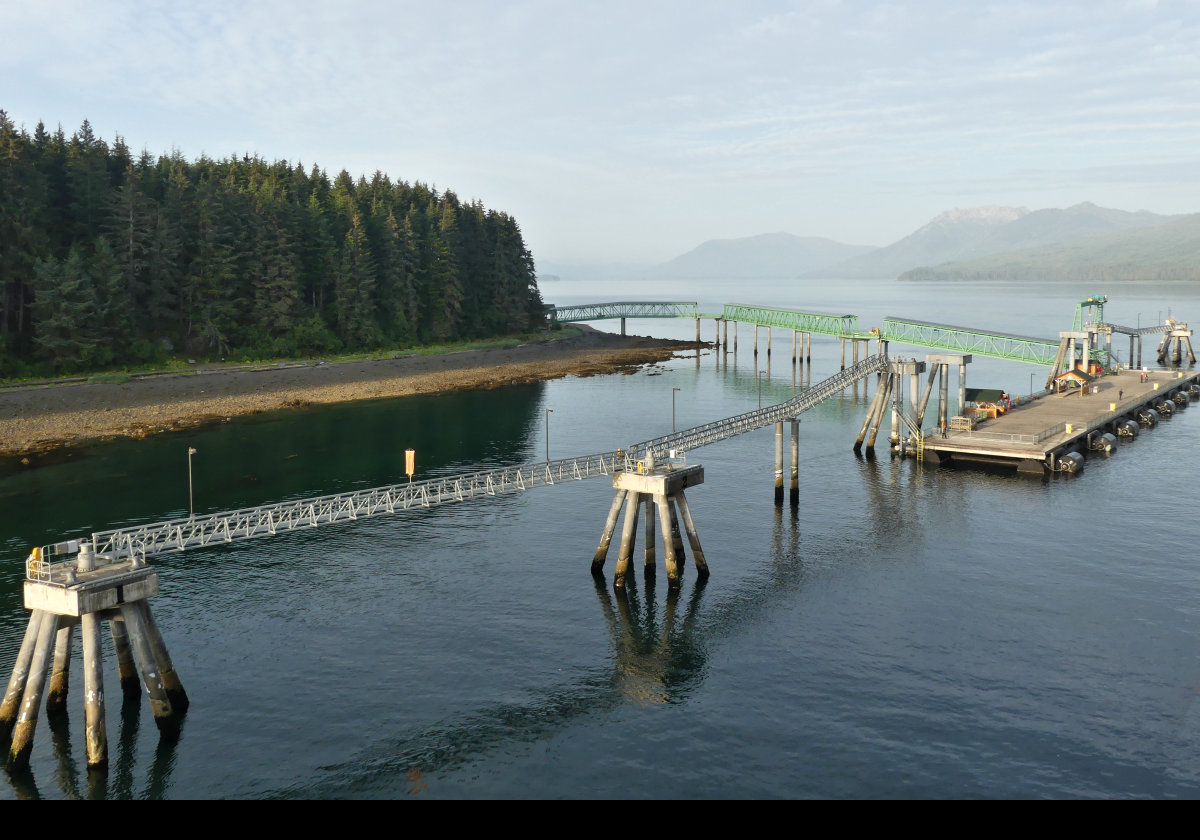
922,368 -> 1200,473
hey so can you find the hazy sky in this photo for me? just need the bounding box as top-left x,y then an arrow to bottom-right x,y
3,1 -> 1198,265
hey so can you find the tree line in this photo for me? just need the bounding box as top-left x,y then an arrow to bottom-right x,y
0,113 -> 546,376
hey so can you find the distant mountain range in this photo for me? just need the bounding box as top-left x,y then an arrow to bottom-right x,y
537,202 -> 1198,285
820,202 -> 1188,280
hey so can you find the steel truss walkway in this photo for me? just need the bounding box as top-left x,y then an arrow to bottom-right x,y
546,301 -> 699,323
31,357 -> 888,576
721,304 -> 859,337
881,317 -> 1062,365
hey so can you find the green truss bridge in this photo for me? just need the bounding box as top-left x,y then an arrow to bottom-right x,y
546,301 -> 699,323
880,317 -> 1065,365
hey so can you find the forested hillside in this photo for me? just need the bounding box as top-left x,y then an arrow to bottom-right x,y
0,113 -> 545,376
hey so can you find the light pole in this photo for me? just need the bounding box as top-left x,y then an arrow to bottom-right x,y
672,387 -> 680,432
545,408 -> 553,462
758,370 -> 767,409
187,447 -> 197,517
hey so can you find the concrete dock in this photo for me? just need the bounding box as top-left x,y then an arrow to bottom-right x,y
921,368 -> 1200,474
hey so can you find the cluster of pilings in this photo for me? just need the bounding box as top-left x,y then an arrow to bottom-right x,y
1156,327 -> 1197,366
0,544 -> 186,772
854,355 -> 971,455
714,319 -> 814,365
592,459 -> 708,591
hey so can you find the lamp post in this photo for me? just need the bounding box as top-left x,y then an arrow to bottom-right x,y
672,387 -> 680,432
545,408 -> 553,462
758,370 -> 767,409
187,447 -> 197,517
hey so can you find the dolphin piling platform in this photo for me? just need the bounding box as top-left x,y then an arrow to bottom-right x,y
915,368 -> 1200,474
1,542 -> 187,772
591,456 -> 708,591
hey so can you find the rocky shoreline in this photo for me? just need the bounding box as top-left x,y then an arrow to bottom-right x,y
0,327 -> 703,461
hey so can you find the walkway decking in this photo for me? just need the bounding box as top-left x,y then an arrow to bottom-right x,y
923,368 -> 1200,471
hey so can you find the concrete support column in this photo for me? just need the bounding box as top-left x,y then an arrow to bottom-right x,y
656,495 -> 682,590
767,327 -> 772,356
674,492 -> 709,579
613,491 -> 641,589
958,362 -> 967,416
137,602 -> 189,713
592,489 -> 628,573
789,419 -> 800,506
840,338 -> 846,369
733,322 -> 738,354
643,495 -> 655,577
792,330 -> 798,364
620,317 -> 626,336
119,603 -> 177,734
7,610 -> 60,770
753,324 -> 759,357
939,365 -> 949,430
806,332 -> 812,362
80,612 -> 107,769
695,318 -> 700,343
46,623 -> 74,714
109,618 -> 142,701
666,499 -> 687,572
0,611 -> 43,743
723,319 -> 729,352
774,421 -> 784,505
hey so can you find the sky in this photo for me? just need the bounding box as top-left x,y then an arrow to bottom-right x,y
2,1 -> 1199,266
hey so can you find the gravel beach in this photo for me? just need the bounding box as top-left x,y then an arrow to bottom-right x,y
0,327 -> 702,459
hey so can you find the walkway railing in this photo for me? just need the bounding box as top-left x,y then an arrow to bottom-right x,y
546,302 -> 699,322
721,304 -> 859,337
31,356 -> 890,574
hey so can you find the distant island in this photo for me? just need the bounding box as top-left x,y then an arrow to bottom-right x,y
0,113 -> 546,377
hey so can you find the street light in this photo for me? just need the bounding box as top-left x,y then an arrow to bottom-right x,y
672,387 -> 681,432
545,408 -> 553,462
187,447 -> 197,517
757,370 -> 767,409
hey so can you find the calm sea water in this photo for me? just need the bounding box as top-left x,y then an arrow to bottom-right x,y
2,278 -> 1200,799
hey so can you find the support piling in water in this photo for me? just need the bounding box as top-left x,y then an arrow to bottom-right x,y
789,419 -> 800,507
2,548 -> 187,772
593,462 -> 707,591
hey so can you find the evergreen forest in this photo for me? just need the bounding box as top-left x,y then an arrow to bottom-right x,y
0,113 -> 546,376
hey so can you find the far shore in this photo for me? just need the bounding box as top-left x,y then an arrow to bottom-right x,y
0,326 -> 704,461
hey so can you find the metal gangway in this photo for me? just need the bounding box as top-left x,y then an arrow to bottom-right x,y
29,356 -> 889,578
545,302 -> 699,323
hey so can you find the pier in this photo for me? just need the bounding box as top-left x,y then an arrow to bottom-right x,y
917,368 -> 1200,474
4,292 -> 1197,775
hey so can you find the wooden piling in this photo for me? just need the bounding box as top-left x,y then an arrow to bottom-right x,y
46,623 -> 74,714
592,489 -> 628,573
7,610 -> 60,770
80,611 -> 108,769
